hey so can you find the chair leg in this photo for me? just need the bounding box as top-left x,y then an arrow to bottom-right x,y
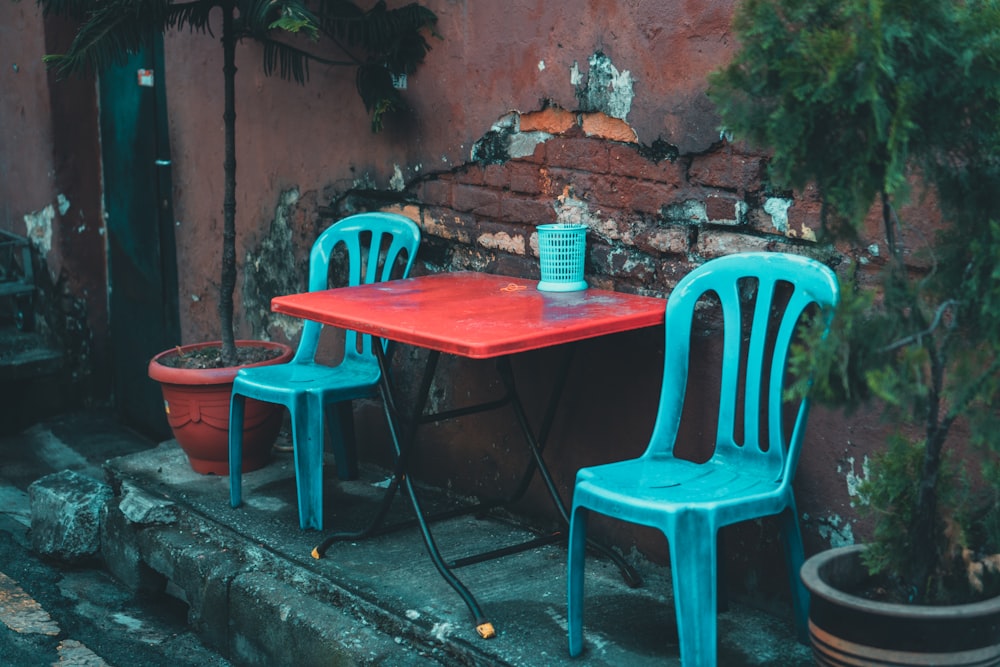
779,504 -> 810,643
229,393 -> 246,508
328,400 -> 359,480
291,396 -> 325,531
669,514 -> 718,667
567,503 -> 589,657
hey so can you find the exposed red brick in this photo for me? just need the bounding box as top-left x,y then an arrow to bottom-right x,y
705,193 -> 745,225
500,195 -> 556,225
493,253 -> 538,279
545,137 -> 611,173
629,180 -> 680,216
542,167 -> 575,198
519,107 -> 577,135
473,219 -> 529,255
689,151 -> 766,192
507,161 -> 546,195
452,183 -> 501,217
517,139 -> 548,165
420,178 -> 453,208
421,207 -> 475,245
553,171 -> 630,210
453,166 -> 486,186
580,112 -> 639,144
608,144 -> 686,184
482,163 -> 509,189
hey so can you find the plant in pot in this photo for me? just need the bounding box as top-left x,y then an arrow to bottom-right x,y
709,0 -> 1000,662
37,0 -> 437,473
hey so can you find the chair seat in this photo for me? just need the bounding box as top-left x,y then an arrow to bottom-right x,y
234,358 -> 380,404
575,457 -> 788,530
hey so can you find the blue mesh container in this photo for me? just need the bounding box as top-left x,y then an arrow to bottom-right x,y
537,223 -> 588,292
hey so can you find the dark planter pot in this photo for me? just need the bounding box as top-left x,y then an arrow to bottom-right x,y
801,544 -> 1000,666
147,340 -> 293,475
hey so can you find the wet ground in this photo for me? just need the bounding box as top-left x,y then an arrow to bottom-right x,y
0,408 -> 815,665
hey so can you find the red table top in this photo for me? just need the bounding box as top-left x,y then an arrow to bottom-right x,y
271,272 -> 665,359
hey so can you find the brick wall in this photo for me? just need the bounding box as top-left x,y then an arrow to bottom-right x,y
401,107 -> 834,295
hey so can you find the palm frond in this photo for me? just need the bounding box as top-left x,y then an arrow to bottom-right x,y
165,1 -> 219,34
36,0 -> 108,21
316,0 -> 436,70
261,39 -> 311,84
239,0 -> 319,41
355,62 -> 404,131
43,0 -> 166,76
37,0 -> 218,76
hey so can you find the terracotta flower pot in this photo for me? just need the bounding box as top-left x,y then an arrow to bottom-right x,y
148,340 -> 294,475
801,544 -> 1000,666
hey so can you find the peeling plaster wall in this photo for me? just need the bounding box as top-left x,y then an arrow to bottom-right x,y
1,2 -> 109,401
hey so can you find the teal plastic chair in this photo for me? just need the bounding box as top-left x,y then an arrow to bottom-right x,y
229,212 -> 420,530
567,252 -> 838,665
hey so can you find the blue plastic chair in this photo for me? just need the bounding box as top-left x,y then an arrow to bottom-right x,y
229,212 -> 420,530
567,252 -> 839,665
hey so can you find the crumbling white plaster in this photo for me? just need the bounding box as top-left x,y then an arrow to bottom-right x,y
477,231 -> 524,254
57,193 -> 70,216
23,203 -> 55,255
389,164 -> 406,191
842,454 -> 870,503
815,513 -> 856,548
352,173 -> 377,190
664,200 -> 708,225
764,197 -> 793,233
508,131 -> 549,159
577,52 -> 635,121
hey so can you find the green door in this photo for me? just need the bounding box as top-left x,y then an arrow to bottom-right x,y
99,35 -> 180,440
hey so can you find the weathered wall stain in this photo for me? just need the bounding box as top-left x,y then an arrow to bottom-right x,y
242,188 -> 311,342
23,202 -> 56,258
574,52 -> 635,121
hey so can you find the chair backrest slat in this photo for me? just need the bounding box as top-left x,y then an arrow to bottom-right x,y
292,213 -> 420,365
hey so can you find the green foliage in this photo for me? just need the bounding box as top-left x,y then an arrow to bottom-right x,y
39,0 -> 437,128
856,434 -> 929,594
713,0 -> 1000,603
788,272 -> 881,410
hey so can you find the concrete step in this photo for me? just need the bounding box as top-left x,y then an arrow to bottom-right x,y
0,326 -> 63,381
95,444 -> 813,667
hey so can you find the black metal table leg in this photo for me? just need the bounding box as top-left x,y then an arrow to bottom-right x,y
494,355 -> 643,588
312,340 -> 640,639
313,345 -> 496,638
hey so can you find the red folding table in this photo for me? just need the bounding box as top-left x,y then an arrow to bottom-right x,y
271,271 -> 665,638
